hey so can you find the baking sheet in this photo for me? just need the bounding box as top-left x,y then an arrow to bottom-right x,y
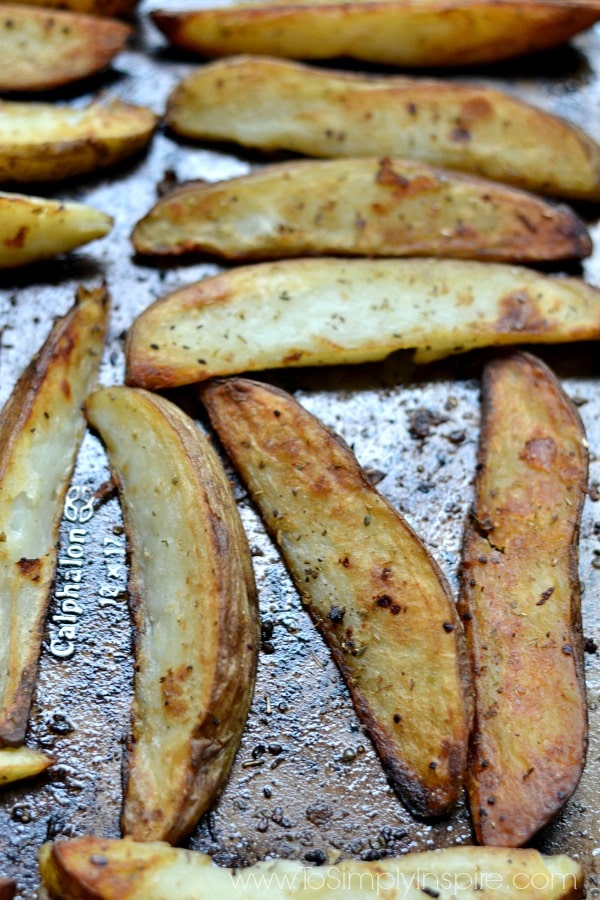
0,6 -> 599,896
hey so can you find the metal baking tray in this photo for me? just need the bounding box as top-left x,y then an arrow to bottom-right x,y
0,5 -> 599,896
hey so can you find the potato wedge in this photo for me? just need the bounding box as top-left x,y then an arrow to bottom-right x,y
0,746 -> 53,786
0,6 -> 132,92
0,286 -> 108,747
201,378 -> 471,818
0,99 -> 157,183
151,0 -> 600,67
131,158 -> 591,263
166,57 -> 600,201
0,877 -> 15,900
459,352 -> 588,847
7,0 -> 138,17
125,258 -> 600,390
84,387 -> 258,844
39,836 -> 584,899
0,192 -> 112,268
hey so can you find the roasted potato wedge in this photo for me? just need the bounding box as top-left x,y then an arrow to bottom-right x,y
84,387 -> 258,844
39,836 -> 584,899
151,0 -> 600,67
8,0 -> 138,17
131,157 -> 591,263
0,286 -> 108,747
201,378 -> 471,818
166,57 -> 600,201
459,352 -> 588,847
125,258 -> 600,390
0,99 -> 157,183
0,192 -> 112,268
0,877 -> 15,900
0,6 -> 132,92
0,746 -> 53,786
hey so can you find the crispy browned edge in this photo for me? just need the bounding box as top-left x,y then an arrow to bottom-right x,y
0,286 -> 109,746
200,377 -> 473,819
458,350 -> 588,846
84,388 -> 260,844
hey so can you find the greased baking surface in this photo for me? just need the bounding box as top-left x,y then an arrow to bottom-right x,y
0,5 -> 599,895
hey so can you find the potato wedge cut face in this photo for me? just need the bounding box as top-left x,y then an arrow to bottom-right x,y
131,158 -> 591,263
459,352 -> 588,846
0,6 -> 131,91
166,57 -> 600,201
39,836 -> 584,900
201,378 -> 471,818
0,192 -> 112,268
125,258 -> 600,390
0,746 -> 53,786
84,387 -> 259,844
0,287 -> 108,747
151,0 -> 600,67
0,100 -> 157,183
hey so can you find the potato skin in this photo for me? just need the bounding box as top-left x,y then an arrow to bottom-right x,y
459,352 -> 588,846
201,378 -> 472,819
166,56 -> 600,201
0,6 -> 131,92
0,287 -> 108,747
85,387 -> 259,844
0,100 -> 157,184
131,157 -> 591,263
152,0 -> 600,67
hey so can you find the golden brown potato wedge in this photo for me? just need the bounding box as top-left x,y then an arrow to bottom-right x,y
0,877 -> 16,900
166,57 -> 600,201
0,99 -> 157,183
7,0 -> 138,17
0,746 -> 53,786
84,387 -> 258,844
459,352 -> 588,847
0,286 -> 108,747
131,157 -> 591,263
125,258 -> 600,390
201,378 -> 471,819
0,192 -> 112,268
151,0 -> 600,67
39,836 -> 584,899
0,6 -> 132,92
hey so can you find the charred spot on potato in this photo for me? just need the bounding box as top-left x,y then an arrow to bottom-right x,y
4,227 -> 28,249
536,587 -> 555,606
16,557 -> 42,581
451,127 -> 471,143
520,437 -> 557,471
495,290 -> 545,334
160,665 -> 192,716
